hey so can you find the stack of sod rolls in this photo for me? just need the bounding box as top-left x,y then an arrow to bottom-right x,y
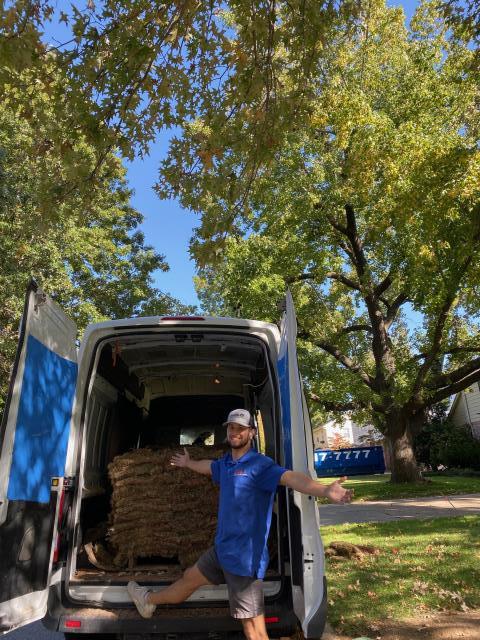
108,446 -> 225,569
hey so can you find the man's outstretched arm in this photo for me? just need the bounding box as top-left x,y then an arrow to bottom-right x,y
170,447 -> 213,476
279,471 -> 353,504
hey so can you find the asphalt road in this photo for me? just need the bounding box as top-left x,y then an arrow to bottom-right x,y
5,620 -> 64,640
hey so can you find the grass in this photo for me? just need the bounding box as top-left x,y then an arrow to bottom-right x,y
321,515 -> 480,636
317,472 -> 480,501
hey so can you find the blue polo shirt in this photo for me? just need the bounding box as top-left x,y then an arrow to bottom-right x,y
210,449 -> 287,579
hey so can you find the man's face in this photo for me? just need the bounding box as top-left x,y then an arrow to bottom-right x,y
227,422 -> 253,449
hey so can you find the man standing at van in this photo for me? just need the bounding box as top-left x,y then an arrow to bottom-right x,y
128,409 -> 353,640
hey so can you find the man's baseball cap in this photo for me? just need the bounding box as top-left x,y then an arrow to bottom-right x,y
223,408 -> 252,428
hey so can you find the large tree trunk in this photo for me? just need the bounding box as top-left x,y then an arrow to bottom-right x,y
385,411 -> 423,483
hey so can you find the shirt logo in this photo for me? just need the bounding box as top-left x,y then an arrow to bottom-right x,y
234,469 -> 248,476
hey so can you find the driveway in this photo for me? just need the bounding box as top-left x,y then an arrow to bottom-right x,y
318,493 -> 480,526
5,621 -> 63,639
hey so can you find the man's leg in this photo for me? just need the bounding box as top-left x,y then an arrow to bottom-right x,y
225,573 -> 268,640
241,614 -> 269,640
148,564 -> 211,605
128,564 -> 211,617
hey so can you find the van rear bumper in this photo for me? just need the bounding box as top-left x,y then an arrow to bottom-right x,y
44,586 -> 298,638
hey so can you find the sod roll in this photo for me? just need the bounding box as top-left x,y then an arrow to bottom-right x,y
108,445 -> 225,568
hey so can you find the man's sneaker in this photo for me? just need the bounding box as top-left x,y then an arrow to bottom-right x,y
127,581 -> 156,618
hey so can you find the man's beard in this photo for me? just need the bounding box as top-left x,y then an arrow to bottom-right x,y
228,435 -> 250,449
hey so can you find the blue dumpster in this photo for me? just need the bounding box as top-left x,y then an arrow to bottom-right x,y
314,445 -> 385,477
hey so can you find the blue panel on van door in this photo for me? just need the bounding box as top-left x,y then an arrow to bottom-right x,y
7,335 -> 77,503
277,349 -> 292,469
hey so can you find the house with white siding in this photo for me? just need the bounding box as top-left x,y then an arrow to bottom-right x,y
449,383 -> 480,439
312,415 -> 382,449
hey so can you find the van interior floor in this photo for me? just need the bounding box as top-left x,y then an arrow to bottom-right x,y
72,565 -> 184,584
72,567 -> 280,584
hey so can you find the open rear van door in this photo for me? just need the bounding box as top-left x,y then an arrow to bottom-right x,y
0,281 -> 77,634
277,291 -> 327,639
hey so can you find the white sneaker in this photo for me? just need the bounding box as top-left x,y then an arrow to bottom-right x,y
127,581 -> 156,618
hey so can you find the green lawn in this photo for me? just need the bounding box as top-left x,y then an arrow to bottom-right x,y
321,516 -> 480,636
318,472 -> 480,501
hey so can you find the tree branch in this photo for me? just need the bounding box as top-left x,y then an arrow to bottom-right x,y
309,395 -> 366,412
344,203 -> 367,276
412,249 -> 477,393
374,273 -> 392,297
285,272 -> 316,284
326,271 -> 362,291
326,214 -> 348,236
338,240 -> 356,263
427,356 -> 480,392
339,324 -> 373,334
342,205 -> 396,387
413,345 -> 480,361
285,270 -> 362,291
412,293 -> 458,393
384,293 -> 409,329
428,367 -> 480,405
312,339 -> 376,390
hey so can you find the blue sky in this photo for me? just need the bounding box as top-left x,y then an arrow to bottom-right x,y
44,0 -> 420,310
123,143 -> 201,307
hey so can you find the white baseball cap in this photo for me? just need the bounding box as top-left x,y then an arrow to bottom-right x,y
223,408 -> 252,428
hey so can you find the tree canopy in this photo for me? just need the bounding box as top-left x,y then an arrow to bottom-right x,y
2,0 -> 356,181
0,15 -> 193,417
159,0 -> 479,480
1,0 -> 479,481
441,0 -> 480,56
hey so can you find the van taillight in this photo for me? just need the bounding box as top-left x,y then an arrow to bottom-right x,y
65,620 -> 82,628
53,485 -> 66,564
161,316 -> 205,321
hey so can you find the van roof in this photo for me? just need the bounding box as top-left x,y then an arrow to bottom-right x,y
81,315 -> 281,352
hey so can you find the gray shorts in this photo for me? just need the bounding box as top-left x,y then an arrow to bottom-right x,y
196,547 -> 264,619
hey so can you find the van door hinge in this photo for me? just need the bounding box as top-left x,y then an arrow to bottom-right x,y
34,292 -> 47,311
63,476 -> 75,491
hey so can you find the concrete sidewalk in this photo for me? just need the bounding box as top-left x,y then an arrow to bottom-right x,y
318,493 -> 480,526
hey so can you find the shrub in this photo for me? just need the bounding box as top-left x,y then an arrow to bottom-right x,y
415,419 -> 480,471
436,425 -> 480,470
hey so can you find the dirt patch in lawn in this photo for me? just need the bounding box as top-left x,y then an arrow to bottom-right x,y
322,610 -> 480,639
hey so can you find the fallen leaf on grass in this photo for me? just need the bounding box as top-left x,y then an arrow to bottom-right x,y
410,565 -> 426,572
436,588 -> 469,610
412,580 -> 430,594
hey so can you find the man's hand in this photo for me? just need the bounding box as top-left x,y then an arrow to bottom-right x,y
324,476 -> 354,504
170,447 -> 190,468
170,448 -> 213,476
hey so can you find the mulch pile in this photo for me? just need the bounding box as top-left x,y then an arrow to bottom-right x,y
107,446 -> 225,569
325,540 -> 380,561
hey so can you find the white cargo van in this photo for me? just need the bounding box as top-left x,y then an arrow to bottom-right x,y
0,281 -> 327,639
